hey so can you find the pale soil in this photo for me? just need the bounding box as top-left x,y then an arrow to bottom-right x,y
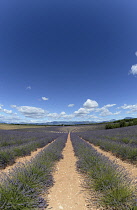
45,133 -> 101,210
0,140 -> 56,175
82,138 -> 137,185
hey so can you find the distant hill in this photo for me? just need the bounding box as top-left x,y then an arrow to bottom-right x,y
0,118 -> 134,126
38,121 -> 97,125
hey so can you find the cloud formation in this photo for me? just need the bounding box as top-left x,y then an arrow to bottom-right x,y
3,109 -> 12,114
0,114 -> 21,123
73,99 -> 99,118
11,105 -> 47,118
95,104 -> 118,117
104,104 -> 116,108
0,105 -> 12,114
47,112 -> 73,120
99,108 -> 112,117
68,104 -> 74,107
83,99 -> 98,109
6,99 -> 122,122
118,104 -> 137,113
74,108 -> 90,117
129,64 -> 137,75
26,86 -> 31,90
42,97 -> 49,101
99,108 -> 120,117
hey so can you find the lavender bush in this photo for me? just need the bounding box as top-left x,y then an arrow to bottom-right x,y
71,133 -> 137,209
0,130 -> 62,169
76,125 -> 137,162
0,129 -> 63,148
0,133 -> 67,209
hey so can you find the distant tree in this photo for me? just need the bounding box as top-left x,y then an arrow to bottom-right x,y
119,120 -> 126,127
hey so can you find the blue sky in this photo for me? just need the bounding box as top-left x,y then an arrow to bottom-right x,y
1,0 -> 137,123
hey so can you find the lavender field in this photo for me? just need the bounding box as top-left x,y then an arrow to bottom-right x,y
0,133 -> 67,209
0,124 -> 137,209
71,133 -> 137,209
75,125 -> 137,163
0,128 -> 65,169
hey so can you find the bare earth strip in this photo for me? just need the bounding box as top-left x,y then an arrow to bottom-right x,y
0,139 -> 56,175
82,138 -> 137,185
46,133 -> 90,210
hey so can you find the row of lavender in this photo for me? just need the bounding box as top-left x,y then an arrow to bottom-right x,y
0,128 -> 63,147
75,125 -> 137,162
71,133 -> 137,209
0,129 -> 63,169
0,133 -> 68,209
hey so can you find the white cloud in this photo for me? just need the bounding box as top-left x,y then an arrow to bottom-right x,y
118,104 -> 137,113
118,104 -> 132,109
62,114 -> 74,119
47,112 -> 72,120
0,114 -> 21,123
12,105 -> 47,119
95,104 -> 120,117
3,109 -> 12,114
86,115 -> 100,119
74,108 -> 90,117
6,100 -> 120,122
99,108 -> 112,117
104,104 -> 116,108
72,99 -> 98,118
83,99 -> 98,109
59,112 -> 74,120
11,105 -> 17,108
68,104 -> 74,107
129,64 -> 137,75
26,86 -> 31,90
135,51 -> 137,56
0,105 -> 3,111
99,109 -> 120,117
47,113 -> 59,119
114,111 -> 121,115
73,101 -> 118,119
42,97 -> 49,101
0,105 -> 12,114
60,111 -> 66,115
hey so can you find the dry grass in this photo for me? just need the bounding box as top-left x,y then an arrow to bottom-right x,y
0,124 -> 44,130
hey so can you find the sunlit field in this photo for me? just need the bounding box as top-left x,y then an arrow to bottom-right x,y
0,124 -> 44,130
0,123 -> 137,209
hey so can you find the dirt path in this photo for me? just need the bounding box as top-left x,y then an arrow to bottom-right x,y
46,133 -> 90,210
0,140 -> 56,175
82,138 -> 137,185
